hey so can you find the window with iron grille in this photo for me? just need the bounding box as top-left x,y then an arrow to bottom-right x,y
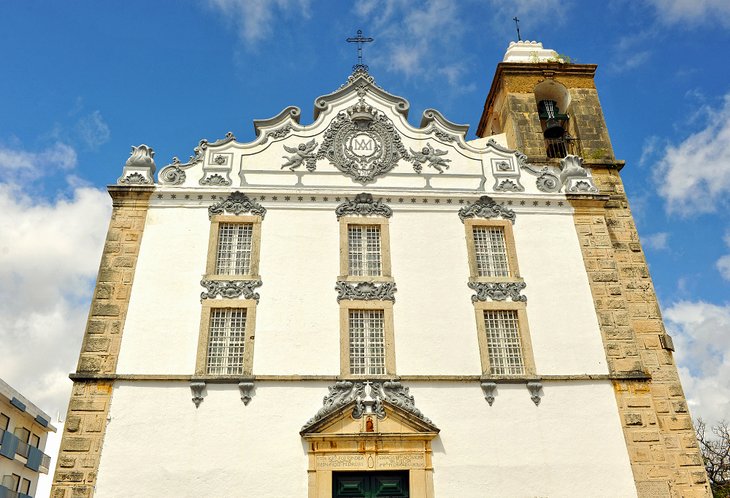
206,308 -> 247,375
215,223 -> 254,276
348,225 -> 382,277
472,226 -> 510,277
349,309 -> 386,375
483,309 -> 524,375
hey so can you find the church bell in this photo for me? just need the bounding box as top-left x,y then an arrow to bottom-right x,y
538,99 -> 566,139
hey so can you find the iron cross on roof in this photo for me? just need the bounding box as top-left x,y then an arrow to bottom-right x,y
346,29 -> 374,72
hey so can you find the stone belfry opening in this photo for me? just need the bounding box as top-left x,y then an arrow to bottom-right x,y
477,40 -> 615,165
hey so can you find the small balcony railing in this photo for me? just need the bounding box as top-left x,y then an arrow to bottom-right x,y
545,136 -> 582,158
0,429 -> 51,474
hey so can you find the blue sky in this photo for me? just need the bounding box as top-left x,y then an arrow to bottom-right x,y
0,1 -> 728,426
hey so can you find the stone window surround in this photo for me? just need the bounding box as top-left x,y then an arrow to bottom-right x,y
473,301 -> 536,377
338,216 -> 393,283
195,299 -> 257,376
339,300 -> 396,377
464,218 -> 521,283
205,214 -> 263,281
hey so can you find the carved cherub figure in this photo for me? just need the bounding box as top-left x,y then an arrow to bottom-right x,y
409,143 -> 451,173
281,139 -> 317,171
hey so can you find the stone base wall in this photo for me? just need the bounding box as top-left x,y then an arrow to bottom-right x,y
569,168 -> 711,497
51,186 -> 153,498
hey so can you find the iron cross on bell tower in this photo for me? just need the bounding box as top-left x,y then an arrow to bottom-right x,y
346,29 -> 374,72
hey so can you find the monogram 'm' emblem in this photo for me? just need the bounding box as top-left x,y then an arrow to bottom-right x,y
318,103 -> 409,184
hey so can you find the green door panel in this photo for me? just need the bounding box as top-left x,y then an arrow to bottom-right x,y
333,471 -> 409,498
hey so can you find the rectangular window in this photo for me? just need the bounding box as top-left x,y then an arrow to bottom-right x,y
13,427 -> 30,444
0,413 -> 8,431
215,222 -> 254,275
474,302 -> 535,377
29,433 -> 40,448
465,219 -> 520,282
349,309 -> 386,375
206,308 -> 247,375
206,214 -> 262,279
472,226 -> 510,277
483,310 -> 524,375
20,478 -> 31,495
348,225 -> 382,277
339,217 -> 392,281
3,474 -> 20,492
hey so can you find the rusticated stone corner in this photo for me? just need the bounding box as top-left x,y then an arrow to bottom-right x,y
568,168 -> 711,497
52,186 -> 153,497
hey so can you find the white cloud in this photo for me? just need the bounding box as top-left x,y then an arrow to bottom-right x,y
646,0 -> 730,27
642,231 -> 669,250
664,300 -> 730,425
76,110 -> 111,149
0,183 -> 111,415
0,142 -> 77,177
353,0 -> 477,94
653,93 -> 730,215
205,0 -> 311,45
716,231 -> 730,281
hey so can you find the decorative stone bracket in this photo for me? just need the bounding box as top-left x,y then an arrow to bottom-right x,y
527,381 -> 543,406
239,381 -> 255,405
190,381 -> 206,408
480,381 -> 497,406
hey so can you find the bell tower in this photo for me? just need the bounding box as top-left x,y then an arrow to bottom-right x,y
477,40 -> 615,164
477,41 -> 711,497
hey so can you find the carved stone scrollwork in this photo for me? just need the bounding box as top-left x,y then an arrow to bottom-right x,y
265,124 -> 293,142
301,380 -> 436,433
468,281 -> 527,302
190,381 -> 206,408
527,381 -> 543,406
200,173 -> 231,186
535,168 -> 561,193
480,381 -> 497,406
494,179 -> 523,192
560,155 -> 598,193
238,381 -> 255,405
208,191 -> 267,219
335,193 -> 392,219
335,281 -> 397,303
160,164 -> 186,185
458,195 -> 516,224
317,101 -> 409,184
200,280 -> 263,302
118,144 -> 156,185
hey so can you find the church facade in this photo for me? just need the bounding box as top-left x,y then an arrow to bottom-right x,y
51,41 -> 710,497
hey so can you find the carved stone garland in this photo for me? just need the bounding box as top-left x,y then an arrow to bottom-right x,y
200,280 -> 263,302
458,195 -> 516,224
335,281 -> 397,303
468,282 -> 527,303
335,193 -> 392,220
208,191 -> 267,219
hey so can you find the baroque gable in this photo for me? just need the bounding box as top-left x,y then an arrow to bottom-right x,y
149,68 -> 598,194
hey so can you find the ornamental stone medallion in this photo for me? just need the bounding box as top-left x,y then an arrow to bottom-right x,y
317,100 -> 409,184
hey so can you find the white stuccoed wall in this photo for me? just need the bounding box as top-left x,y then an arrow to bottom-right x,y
116,201 -> 607,376
95,381 -> 636,497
